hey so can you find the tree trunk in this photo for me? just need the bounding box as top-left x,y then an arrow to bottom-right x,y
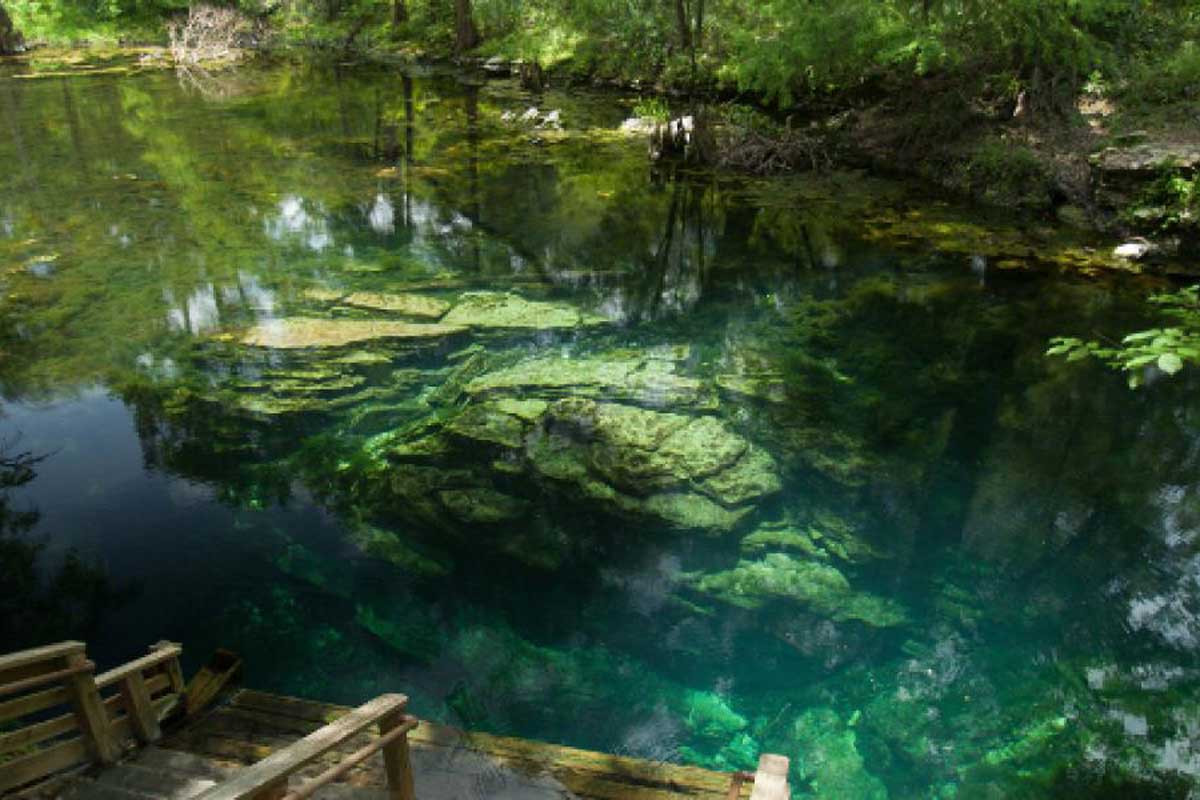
672,0 -> 691,51
454,0 -> 479,54
0,1 -> 25,56
392,0 -> 407,27
693,0 -> 703,49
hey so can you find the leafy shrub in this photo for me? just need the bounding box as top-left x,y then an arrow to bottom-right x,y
1048,286 -> 1200,388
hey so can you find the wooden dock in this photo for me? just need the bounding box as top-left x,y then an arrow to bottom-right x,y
2,642 -> 788,800
155,689 -> 756,799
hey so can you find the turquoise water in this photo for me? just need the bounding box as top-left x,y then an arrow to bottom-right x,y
2,60 -> 1200,798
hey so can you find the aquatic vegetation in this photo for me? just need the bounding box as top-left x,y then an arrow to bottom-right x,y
440,290 -> 609,329
686,553 -> 906,627
235,318 -> 468,349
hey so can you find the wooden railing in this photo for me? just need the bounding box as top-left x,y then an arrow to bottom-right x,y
193,693 -> 417,800
0,640 -> 186,795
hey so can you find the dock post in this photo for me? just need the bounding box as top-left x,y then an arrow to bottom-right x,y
379,709 -> 417,800
64,650 -> 121,764
119,670 -> 162,743
748,753 -> 789,800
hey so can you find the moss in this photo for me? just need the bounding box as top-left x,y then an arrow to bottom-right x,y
439,487 -> 529,524
689,553 -> 907,626
465,346 -> 709,408
236,318 -> 467,349
348,523 -> 452,576
441,291 -> 608,329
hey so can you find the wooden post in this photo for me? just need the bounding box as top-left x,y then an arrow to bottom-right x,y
64,651 -> 120,764
748,754 -> 789,800
378,710 -> 416,800
152,641 -> 186,695
119,671 -> 161,744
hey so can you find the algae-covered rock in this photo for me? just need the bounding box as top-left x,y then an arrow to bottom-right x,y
641,492 -> 754,532
441,291 -> 608,329
304,289 -> 452,319
790,707 -> 888,800
542,399 -> 780,508
688,553 -> 906,626
439,487 -> 529,524
466,346 -> 708,407
237,318 -> 466,349
348,523 -> 452,576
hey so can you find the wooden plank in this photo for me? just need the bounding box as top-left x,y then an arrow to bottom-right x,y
0,661 -> 95,699
222,696 -> 745,798
377,711 -> 416,800
186,650 -> 243,717
191,694 -> 408,800
0,685 -> 70,725
152,641 -> 187,695
169,713 -> 750,800
0,642 -> 84,678
94,644 -> 182,690
0,736 -> 89,794
748,754 -> 789,800
64,650 -> 121,764
110,692 -> 182,745
0,709 -> 78,756
119,671 -> 161,743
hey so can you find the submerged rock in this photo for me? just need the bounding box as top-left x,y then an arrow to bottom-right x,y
374,392 -> 780,536
237,318 -> 466,348
465,346 -> 709,408
304,289 -> 452,319
536,399 -> 780,512
348,523 -> 452,577
687,552 -> 906,626
441,291 -> 608,329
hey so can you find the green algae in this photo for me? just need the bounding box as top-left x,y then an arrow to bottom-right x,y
464,346 -> 710,408
439,487 -> 529,524
441,291 -> 609,329
688,553 -> 907,627
236,318 -> 468,349
347,523 -> 452,577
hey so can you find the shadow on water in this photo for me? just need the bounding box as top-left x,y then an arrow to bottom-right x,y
1,60 -> 1199,797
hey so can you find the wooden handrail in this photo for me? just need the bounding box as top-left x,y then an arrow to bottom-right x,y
0,642 -> 85,676
281,715 -> 419,800
194,693 -> 415,800
0,660 -> 94,698
0,641 -> 189,795
95,644 -> 182,689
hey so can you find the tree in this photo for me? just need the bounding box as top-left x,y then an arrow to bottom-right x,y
454,0 -> 479,53
0,0 -> 25,55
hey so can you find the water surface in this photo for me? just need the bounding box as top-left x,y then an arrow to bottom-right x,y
2,61 -> 1199,798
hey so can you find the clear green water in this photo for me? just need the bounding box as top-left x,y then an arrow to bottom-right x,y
2,60 -> 1199,798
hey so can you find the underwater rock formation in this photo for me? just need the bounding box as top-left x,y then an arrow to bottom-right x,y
685,552 -> 906,627
440,291 -> 609,329
465,345 -> 710,408
237,318 -> 466,348
303,289 -> 452,318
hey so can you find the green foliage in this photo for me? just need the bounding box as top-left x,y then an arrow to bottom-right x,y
1047,286 -> 1200,388
958,139 -> 1055,211
631,96 -> 670,122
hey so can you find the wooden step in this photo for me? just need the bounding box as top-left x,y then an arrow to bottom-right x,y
131,747 -> 235,782
93,762 -> 218,798
58,776 -> 159,800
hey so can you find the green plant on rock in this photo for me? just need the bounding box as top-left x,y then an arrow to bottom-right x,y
1047,285 -> 1200,387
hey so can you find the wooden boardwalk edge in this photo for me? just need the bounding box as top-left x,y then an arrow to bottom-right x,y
160,689 -> 756,800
